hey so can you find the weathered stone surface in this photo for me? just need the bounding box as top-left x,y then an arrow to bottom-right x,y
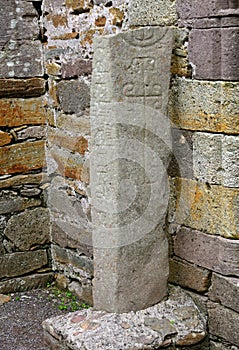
51,220 -> 93,257
51,245 -> 93,276
0,97 -> 50,127
208,302 -> 239,347
0,131 -> 12,146
174,227 -> 239,277
16,126 -> 46,140
4,208 -> 50,251
0,196 -> 41,215
62,59 -> 92,78
189,28 -> 239,81
65,0 -> 93,11
0,273 -> 54,294
0,140 -> 46,175
54,114 -> 90,135
128,0 -> 177,26
169,78 -> 239,134
170,178 -> 239,238
210,340 -> 239,350
193,133 -> 239,187
176,0 -> 228,20
0,250 -> 48,278
43,286 -> 206,350
47,145 -> 89,182
0,78 -> 45,98
0,41 -> 44,78
91,27 -> 173,313
169,258 -> 211,293
57,80 -> 90,114
209,274 -> 239,313
69,280 -> 93,305
48,127 -> 88,155
0,173 -> 48,189
0,0 -> 39,48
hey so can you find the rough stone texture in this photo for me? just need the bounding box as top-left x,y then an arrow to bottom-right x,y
0,294 -> 11,306
51,245 -> 93,276
193,133 -> 239,187
0,273 -> 54,294
0,140 -> 46,175
176,0 -> 228,20
47,145 -> 89,182
0,196 -> 41,215
4,208 -> 50,251
43,286 -> 207,350
0,78 -> 46,98
57,80 -> 90,114
0,173 -> 48,189
209,274 -> 239,313
169,78 -> 239,134
170,178 -> 239,238
91,27 -> 173,313
61,59 -> 92,78
171,28 -> 192,78
0,250 -> 48,278
174,227 -> 239,277
16,126 -> 46,140
0,41 -> 44,78
0,97 -> 50,127
189,28 -> 239,81
52,114 -> 90,135
210,340 -> 239,350
128,0 -> 177,26
0,131 -> 12,146
0,0 -> 43,78
48,127 -> 88,155
208,302 -> 239,347
169,258 -> 211,293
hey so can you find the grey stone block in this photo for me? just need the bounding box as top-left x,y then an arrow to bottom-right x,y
57,80 -> 90,114
4,208 -> 50,251
128,0 -> 177,26
174,227 -> 239,277
0,250 -> 48,278
208,301 -> 239,347
0,41 -> 44,78
0,196 -> 41,215
0,273 -> 54,294
209,274 -> 239,313
91,27 -> 173,312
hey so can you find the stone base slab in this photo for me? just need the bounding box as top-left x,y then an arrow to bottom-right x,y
42,286 -> 207,350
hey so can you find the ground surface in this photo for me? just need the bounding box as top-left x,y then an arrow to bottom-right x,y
0,288 -> 85,350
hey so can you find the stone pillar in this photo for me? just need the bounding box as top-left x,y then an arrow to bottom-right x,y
90,27 -> 173,313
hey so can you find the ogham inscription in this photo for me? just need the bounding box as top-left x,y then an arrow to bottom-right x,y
90,27 -> 173,313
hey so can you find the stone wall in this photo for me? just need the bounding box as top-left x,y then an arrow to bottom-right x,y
0,0 -> 53,293
167,1 -> 239,349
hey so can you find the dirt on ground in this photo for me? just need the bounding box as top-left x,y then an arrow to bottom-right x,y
0,288 -> 85,350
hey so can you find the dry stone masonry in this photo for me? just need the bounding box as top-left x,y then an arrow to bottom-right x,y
0,0 -> 238,349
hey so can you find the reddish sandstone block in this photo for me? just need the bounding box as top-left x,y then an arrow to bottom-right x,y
0,141 -> 46,175
176,0 -> 228,20
189,27 -> 239,81
0,97 -> 49,127
0,78 -> 46,98
61,59 -> 92,78
48,128 -> 88,155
